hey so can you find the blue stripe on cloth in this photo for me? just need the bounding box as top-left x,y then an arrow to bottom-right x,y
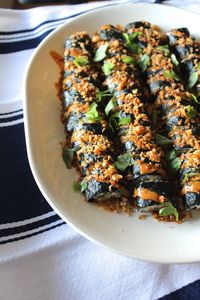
0,29 -> 53,54
0,1 -> 140,40
159,279 -> 200,300
0,14 -> 81,36
0,2 -> 124,37
0,214 -> 61,238
0,122 -> 55,223
0,109 -> 23,116
0,1 -> 161,54
0,114 -> 23,123
0,221 -> 65,245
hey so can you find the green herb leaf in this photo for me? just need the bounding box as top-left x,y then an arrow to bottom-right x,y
169,157 -> 181,173
80,180 -> 87,192
62,147 -> 75,169
157,45 -> 170,56
93,44 -> 108,62
73,181 -> 81,192
123,32 -> 142,44
187,72 -> 198,89
109,111 -> 131,127
186,105 -> 197,118
74,56 -> 89,67
136,54 -> 150,72
115,153 -> 134,172
165,149 -> 177,161
105,97 -> 117,115
123,32 -> 142,54
130,31 -> 142,40
182,172 -> 198,183
102,61 -> 114,76
191,93 -> 200,105
122,55 -> 134,64
152,110 -> 157,126
165,149 -> 181,173
111,111 -> 120,118
123,33 -> 130,44
155,133 -> 173,146
85,102 -> 101,122
171,54 -> 179,66
109,116 -> 118,132
198,63 -> 200,70
96,89 -> 112,103
163,70 -> 180,81
159,202 -> 179,221
129,43 -> 142,54
73,180 -> 87,193
118,116 -> 131,126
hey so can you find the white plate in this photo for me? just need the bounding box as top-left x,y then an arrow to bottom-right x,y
24,3 -> 200,263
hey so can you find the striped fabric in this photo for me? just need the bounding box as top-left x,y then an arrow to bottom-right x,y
0,0 -> 153,251
1,1 -> 200,299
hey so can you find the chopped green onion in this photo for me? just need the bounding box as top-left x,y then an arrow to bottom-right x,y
102,61 -> 114,75
122,55 -> 134,64
171,54 -> 179,66
155,133 -> 173,146
136,54 -> 150,72
115,153 -> 134,172
159,202 -> 179,221
187,72 -> 198,89
74,56 -> 89,67
93,44 -> 108,62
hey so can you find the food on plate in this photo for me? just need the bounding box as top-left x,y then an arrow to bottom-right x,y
58,21 -> 200,222
92,24 -> 171,212
62,32 -> 128,203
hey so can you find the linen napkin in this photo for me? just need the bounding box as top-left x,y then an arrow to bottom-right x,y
1,1 -> 200,299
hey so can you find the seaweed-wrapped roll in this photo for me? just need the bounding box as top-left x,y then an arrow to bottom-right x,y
63,31 -> 126,202
142,29 -> 200,211
167,28 -> 200,97
92,25 -> 171,211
